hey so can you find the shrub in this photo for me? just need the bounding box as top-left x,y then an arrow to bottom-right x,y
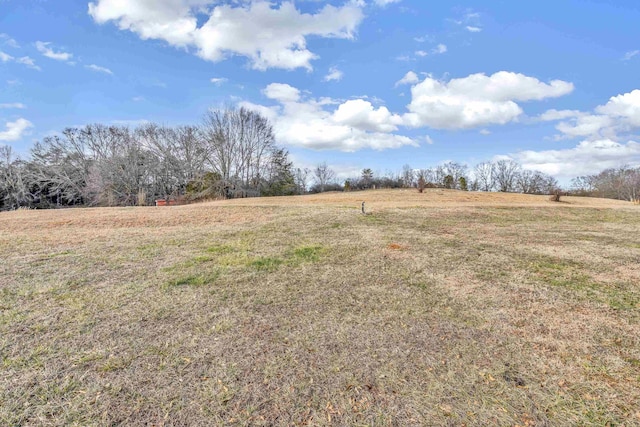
443,175 -> 455,189
549,190 -> 562,202
458,177 -> 468,191
417,176 -> 426,193
186,172 -> 223,201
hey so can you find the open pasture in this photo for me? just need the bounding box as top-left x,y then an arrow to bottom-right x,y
1,189 -> 639,426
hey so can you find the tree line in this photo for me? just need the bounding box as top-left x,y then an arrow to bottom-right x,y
2,106 -> 638,210
571,167 -> 640,202
0,107 -> 306,211
306,160 -> 560,195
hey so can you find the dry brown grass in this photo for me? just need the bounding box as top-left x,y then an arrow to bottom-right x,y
1,189 -> 639,426
207,188 -> 633,209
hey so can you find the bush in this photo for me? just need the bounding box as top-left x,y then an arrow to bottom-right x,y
309,183 -> 343,193
417,176 -> 426,193
186,172 -> 223,201
458,177 -> 468,191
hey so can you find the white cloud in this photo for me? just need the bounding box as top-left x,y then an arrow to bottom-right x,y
432,44 -> 447,54
403,71 -> 574,129
623,50 -> 639,61
0,51 -> 13,62
595,89 -> 640,126
538,109 -> 581,121
415,50 -> 428,57
85,64 -> 114,75
243,84 -> 417,151
15,56 -> 41,70
374,0 -> 401,6
510,139 -> 640,177
241,71 -> 577,151
414,35 -> 435,43
395,71 -> 419,87
35,41 -> 73,61
263,83 -> 301,103
89,0 -> 364,71
324,66 -> 344,82
449,9 -> 483,34
210,77 -> 228,85
479,129 -> 491,135
0,103 -> 26,109
132,96 -> 145,102
111,119 -> 150,126
0,34 -> 19,48
332,99 -> 404,132
543,89 -> 640,140
555,114 -> 612,138
0,118 -> 33,142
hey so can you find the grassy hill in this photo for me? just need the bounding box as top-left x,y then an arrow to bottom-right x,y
1,189 -> 639,425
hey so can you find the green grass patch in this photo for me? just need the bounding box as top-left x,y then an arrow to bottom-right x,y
164,271 -> 220,288
192,255 -> 215,264
527,255 -> 639,310
625,357 -> 640,367
249,257 -> 285,271
290,245 -> 325,262
136,243 -> 163,258
44,250 -> 74,258
248,245 -> 327,271
206,244 -> 236,254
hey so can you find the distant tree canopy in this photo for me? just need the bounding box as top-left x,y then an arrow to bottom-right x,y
0,107 -> 299,210
571,167 -> 640,201
316,160 -> 560,196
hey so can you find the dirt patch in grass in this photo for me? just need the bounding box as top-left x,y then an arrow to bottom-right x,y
1,190 -> 639,425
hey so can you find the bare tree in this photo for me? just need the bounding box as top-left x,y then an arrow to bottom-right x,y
571,175 -> 596,196
0,146 -> 32,210
293,167 -> 310,195
313,162 -> 336,192
137,124 -> 207,199
28,129 -> 95,207
494,159 -> 521,192
200,106 -> 275,197
416,169 -> 428,192
361,168 -> 374,189
516,170 -> 536,194
516,170 -> 559,195
474,161 -> 495,192
432,165 -> 445,187
401,164 -> 415,188
441,161 -> 468,189
621,167 -> 640,201
571,167 -> 640,201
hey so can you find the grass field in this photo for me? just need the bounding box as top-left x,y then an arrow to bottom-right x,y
1,189 -> 639,426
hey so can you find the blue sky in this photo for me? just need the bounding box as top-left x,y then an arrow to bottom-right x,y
1,0 -> 640,182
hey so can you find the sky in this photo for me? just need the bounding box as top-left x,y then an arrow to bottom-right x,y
1,0 -> 640,183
